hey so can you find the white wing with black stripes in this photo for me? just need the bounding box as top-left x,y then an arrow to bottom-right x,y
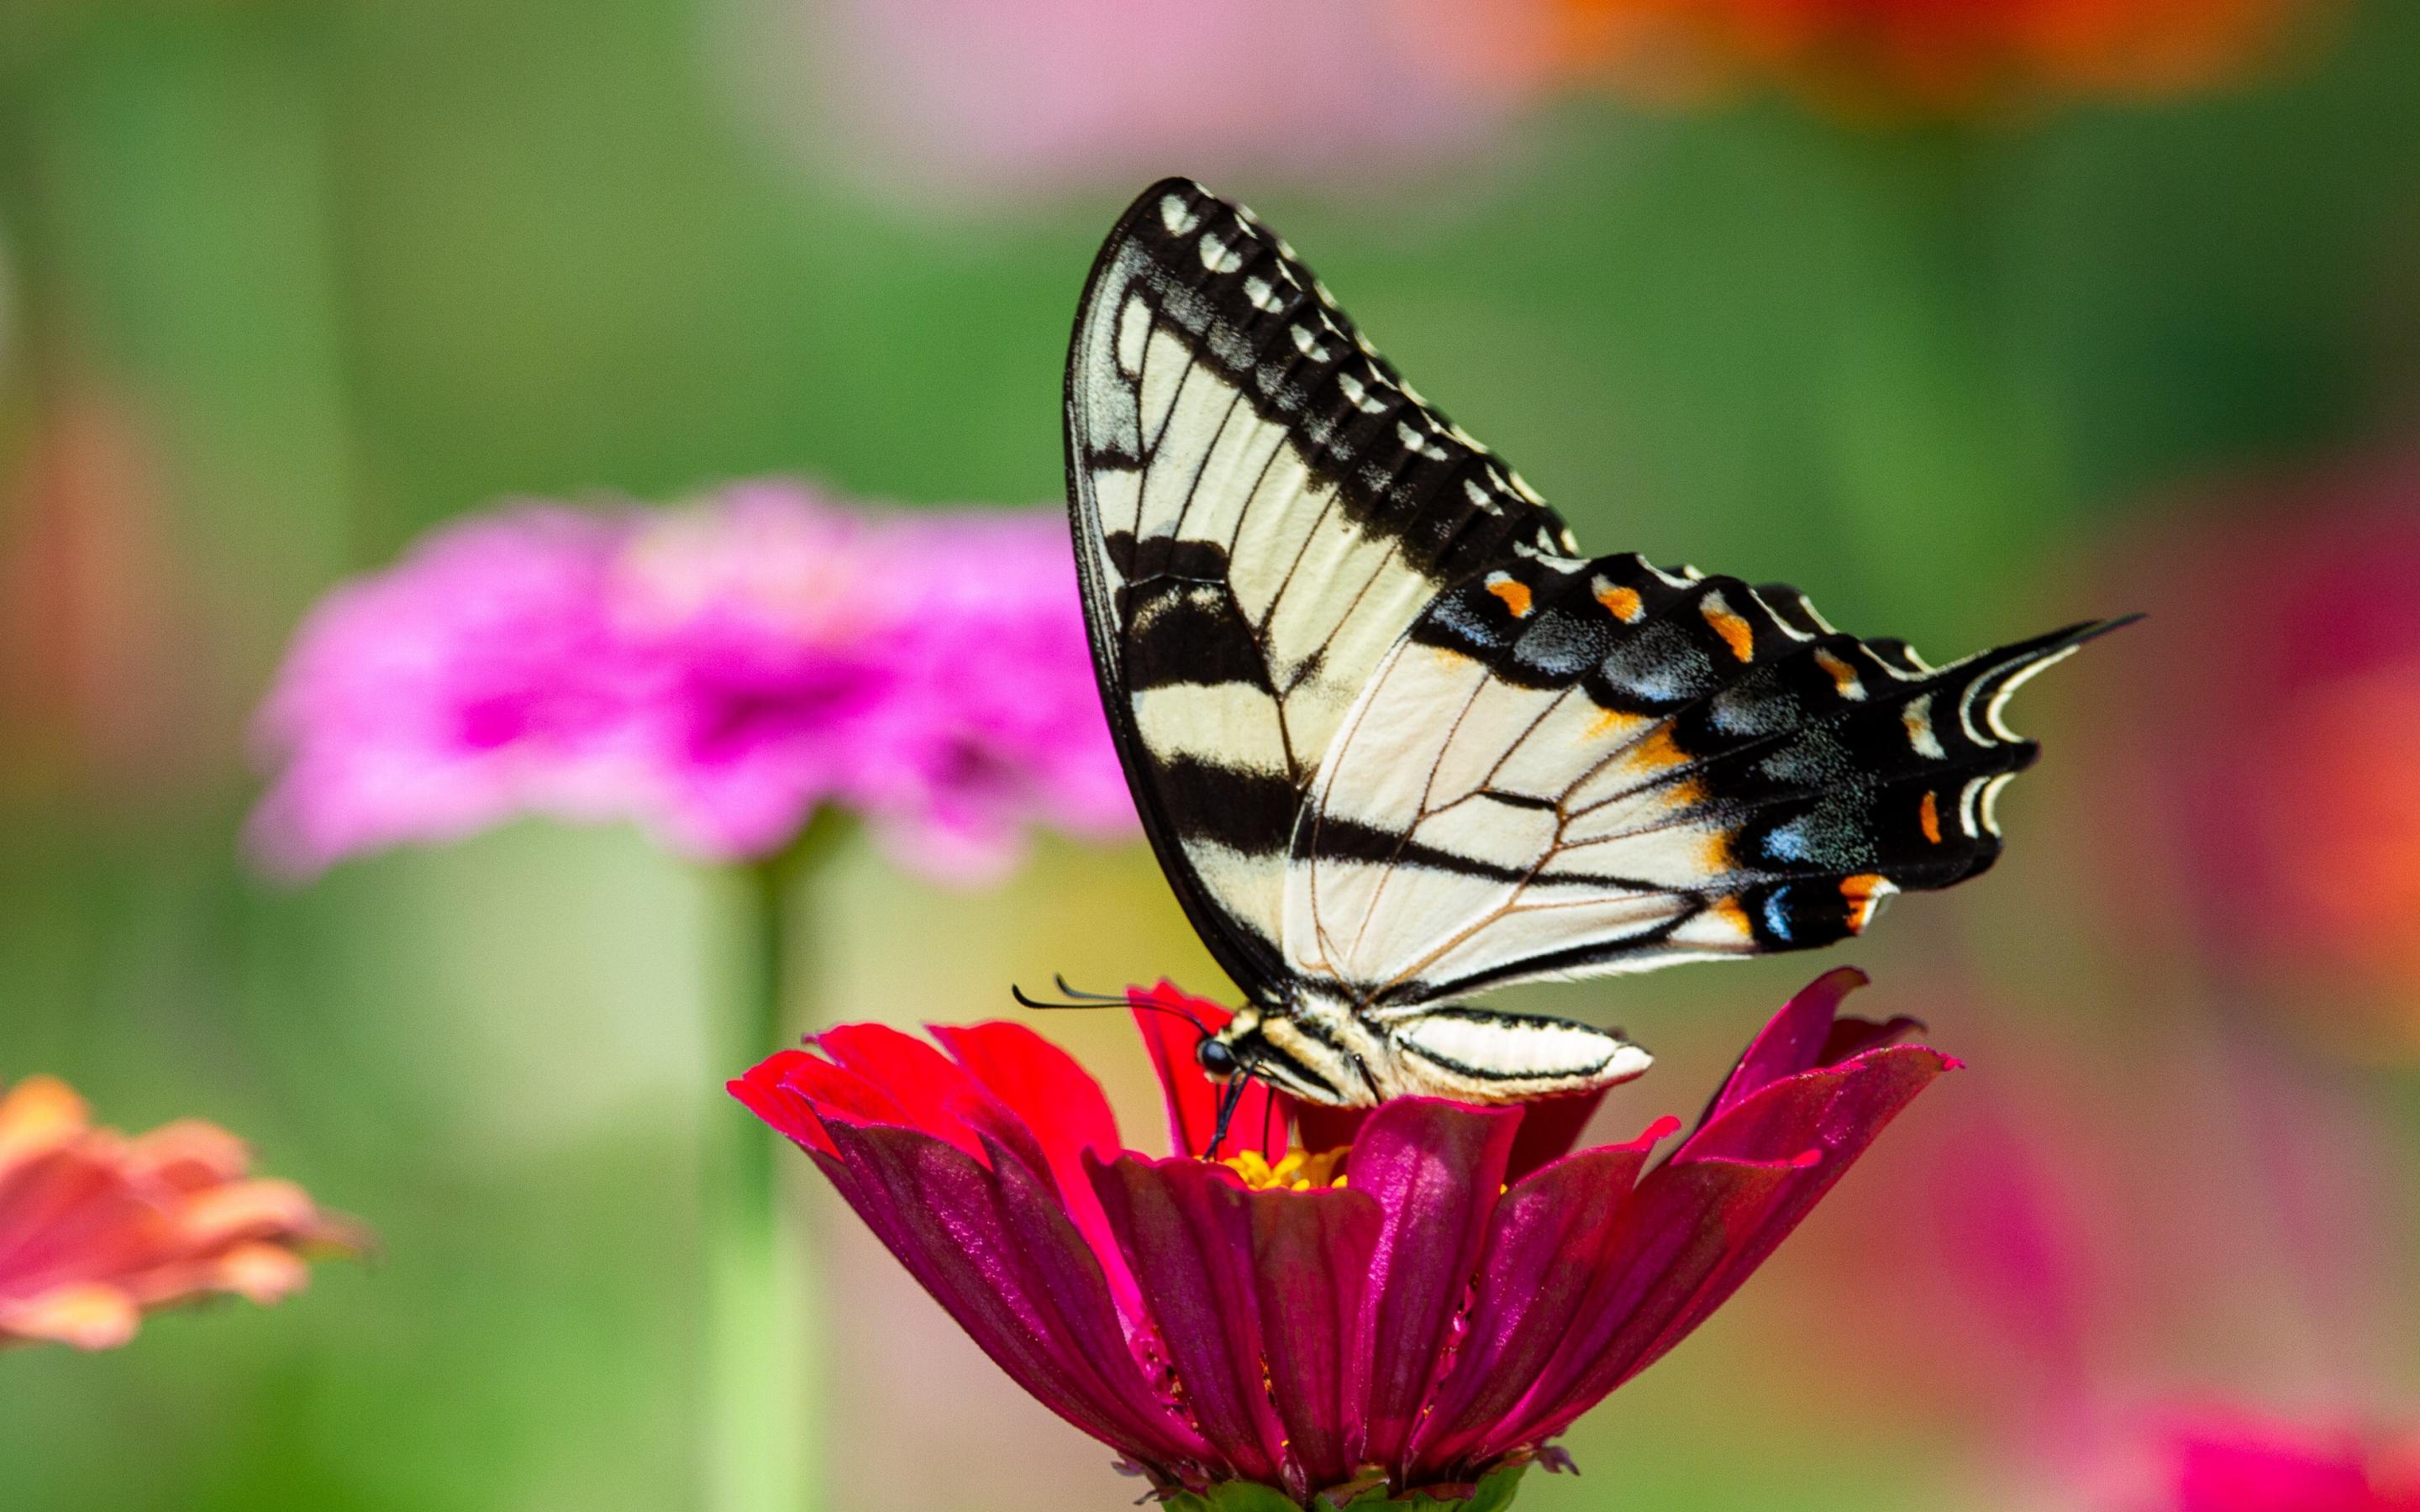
1065,177 -> 1575,1003
1064,177 -> 2123,1106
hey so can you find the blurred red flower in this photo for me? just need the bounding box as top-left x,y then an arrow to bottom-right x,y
0,1074 -> 361,1351
1468,0 -> 2325,114
732,968 -> 1951,1505
2103,454 -> 2420,1051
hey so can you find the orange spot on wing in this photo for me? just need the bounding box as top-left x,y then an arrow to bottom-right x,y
1587,707 -> 1645,740
1596,583 -> 1644,622
1918,790 -> 1942,844
1840,873 -> 1891,933
1629,727 -> 1690,771
1814,648 -> 1862,697
1707,895 -> 1752,937
1702,600 -> 1754,661
1486,573 -> 1534,618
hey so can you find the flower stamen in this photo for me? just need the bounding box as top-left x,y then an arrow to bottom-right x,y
1218,1145 -> 1349,1191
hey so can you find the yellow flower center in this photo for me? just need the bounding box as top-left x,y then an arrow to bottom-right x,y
1218,1146 -> 1349,1192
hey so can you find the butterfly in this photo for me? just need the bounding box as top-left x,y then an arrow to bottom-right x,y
1064,177 -> 2124,1112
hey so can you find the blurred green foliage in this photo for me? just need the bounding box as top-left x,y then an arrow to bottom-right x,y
2,0 -> 2417,1508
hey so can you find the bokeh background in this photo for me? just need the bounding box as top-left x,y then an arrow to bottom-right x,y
4,0 -> 2419,1507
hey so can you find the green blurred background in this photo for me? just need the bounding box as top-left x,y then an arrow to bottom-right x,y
4,0 -> 2418,1507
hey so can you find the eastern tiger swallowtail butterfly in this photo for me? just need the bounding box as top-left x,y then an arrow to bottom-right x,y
1064,177 -> 2123,1111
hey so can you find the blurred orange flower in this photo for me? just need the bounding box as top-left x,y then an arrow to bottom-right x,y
1455,0 -> 2327,114
0,1074 -> 362,1351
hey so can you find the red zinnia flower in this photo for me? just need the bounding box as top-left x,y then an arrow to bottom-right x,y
0,1074 -> 363,1351
733,967 -> 1952,1505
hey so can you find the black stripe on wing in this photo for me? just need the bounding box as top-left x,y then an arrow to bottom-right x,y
1406,553 -> 2124,965
1095,179 -> 1575,581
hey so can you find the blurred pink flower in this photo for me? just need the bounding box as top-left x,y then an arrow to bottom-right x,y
745,0 -> 1513,203
249,481 -> 1134,884
248,506 -> 644,873
0,1074 -> 361,1352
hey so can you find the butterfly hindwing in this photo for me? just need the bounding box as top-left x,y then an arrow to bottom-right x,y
1287,549 -> 2119,1005
1065,177 -> 1574,999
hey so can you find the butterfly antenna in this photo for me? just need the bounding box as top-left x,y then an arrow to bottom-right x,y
1011,983 -> 1118,1011
1011,982 -> 1214,1041
1051,974 -> 1129,1003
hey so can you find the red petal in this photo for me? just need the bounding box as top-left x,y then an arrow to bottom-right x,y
934,1021 -> 1139,1320
1343,1100 -> 1521,1473
727,1076 -> 829,1156
728,1050 -> 834,1154
818,1121 -> 1214,1478
816,1025 -> 989,1152
729,1048 -> 923,1157
1127,981 -> 1287,1159
929,1021 -> 1122,1166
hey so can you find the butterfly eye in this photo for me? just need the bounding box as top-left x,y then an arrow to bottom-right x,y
1196,1037 -> 1239,1078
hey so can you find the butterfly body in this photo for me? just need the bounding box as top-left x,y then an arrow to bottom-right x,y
1065,178 -> 2118,1107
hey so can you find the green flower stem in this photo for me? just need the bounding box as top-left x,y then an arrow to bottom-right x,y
704,816 -> 843,1512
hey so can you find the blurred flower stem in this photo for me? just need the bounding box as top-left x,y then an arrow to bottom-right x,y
1823,126 -> 2066,646
706,814 -> 842,1512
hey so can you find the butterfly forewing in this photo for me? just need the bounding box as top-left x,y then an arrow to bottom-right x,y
1067,176 -> 2119,1104
1288,549 -> 2118,1005
1065,177 -> 1573,999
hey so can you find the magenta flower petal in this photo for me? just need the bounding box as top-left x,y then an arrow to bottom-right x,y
1405,1122 -> 1669,1471
1470,1153 -> 1803,1460
813,1121 -> 1213,1473
1345,1100 -> 1522,1472
1090,1158 -> 1297,1486
1250,1185 -> 1382,1495
246,506 -> 646,877
1704,964 -> 1873,1119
